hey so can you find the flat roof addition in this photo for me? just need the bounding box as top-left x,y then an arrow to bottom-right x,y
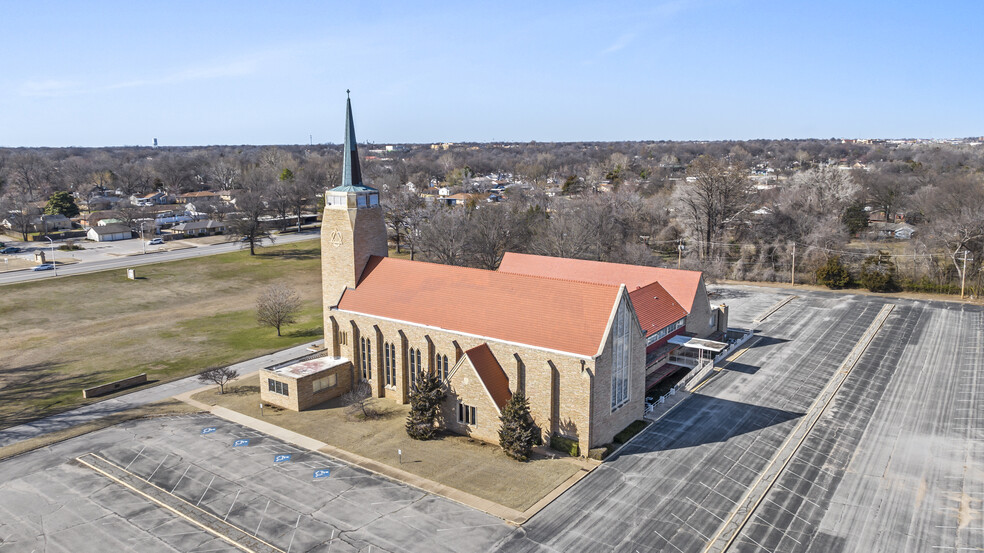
668,335 -> 729,353
270,356 -> 349,379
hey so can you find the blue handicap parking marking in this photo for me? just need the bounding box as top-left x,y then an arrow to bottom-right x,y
313,469 -> 331,479
201,427 -> 217,435
274,454 -> 292,463
233,439 -> 250,447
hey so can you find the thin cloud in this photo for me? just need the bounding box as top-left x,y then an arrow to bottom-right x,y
19,56 -> 263,98
602,33 -> 636,55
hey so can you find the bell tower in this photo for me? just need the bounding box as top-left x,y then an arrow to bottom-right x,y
321,91 -> 388,309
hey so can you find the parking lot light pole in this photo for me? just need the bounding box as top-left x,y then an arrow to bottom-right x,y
45,236 -> 57,276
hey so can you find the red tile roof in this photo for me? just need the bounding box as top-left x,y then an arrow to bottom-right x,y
464,344 -> 511,410
336,256 -> 622,357
499,252 -> 703,313
628,281 -> 689,338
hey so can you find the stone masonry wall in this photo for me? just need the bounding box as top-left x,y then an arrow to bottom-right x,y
331,309 -> 610,452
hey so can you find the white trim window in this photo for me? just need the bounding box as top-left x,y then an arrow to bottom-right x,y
646,318 -> 687,346
611,300 -> 632,411
360,337 -> 372,380
268,379 -> 289,397
458,402 -> 477,425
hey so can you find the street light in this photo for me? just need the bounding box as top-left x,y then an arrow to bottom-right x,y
45,236 -> 57,276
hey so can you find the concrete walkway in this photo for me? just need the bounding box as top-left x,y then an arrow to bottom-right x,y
0,340 -> 320,448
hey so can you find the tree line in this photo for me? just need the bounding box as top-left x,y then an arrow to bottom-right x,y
1,138 -> 982,295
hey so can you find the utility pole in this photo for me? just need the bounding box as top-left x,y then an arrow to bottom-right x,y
791,242 -> 796,285
961,249 -> 969,299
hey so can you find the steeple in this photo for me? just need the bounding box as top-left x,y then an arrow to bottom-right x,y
338,90 -> 374,191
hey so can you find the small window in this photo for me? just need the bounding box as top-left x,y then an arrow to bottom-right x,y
268,379 -> 289,397
312,374 -> 337,392
338,331 -> 348,346
457,402 -> 477,425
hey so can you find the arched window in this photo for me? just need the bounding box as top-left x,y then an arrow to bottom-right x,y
360,337 -> 372,380
435,354 -> 449,381
384,342 -> 396,387
409,347 -> 422,385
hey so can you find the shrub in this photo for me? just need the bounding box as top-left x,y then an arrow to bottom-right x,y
859,253 -> 899,292
550,435 -> 579,457
613,420 -> 648,444
588,446 -> 614,461
498,392 -> 537,461
816,256 -> 852,289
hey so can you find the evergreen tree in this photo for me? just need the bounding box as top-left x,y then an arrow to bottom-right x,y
498,392 -> 537,461
44,191 -> 80,218
816,256 -> 852,289
859,252 -> 899,292
405,372 -> 446,440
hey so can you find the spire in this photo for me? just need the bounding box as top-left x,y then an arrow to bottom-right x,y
341,90 -> 373,190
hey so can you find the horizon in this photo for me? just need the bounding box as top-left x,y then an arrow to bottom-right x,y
2,1 -> 982,148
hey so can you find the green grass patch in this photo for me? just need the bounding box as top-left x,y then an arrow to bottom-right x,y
0,239 -> 325,430
613,420 -> 649,444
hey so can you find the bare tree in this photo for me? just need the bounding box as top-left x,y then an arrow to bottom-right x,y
384,189 -> 425,254
197,366 -> 239,394
226,186 -> 272,255
532,205 -> 597,259
467,204 -> 527,270
419,207 -> 469,266
343,379 -> 379,420
256,284 -> 302,336
674,156 -> 751,259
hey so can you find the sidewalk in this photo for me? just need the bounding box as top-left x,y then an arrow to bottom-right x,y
177,386 -> 597,525
0,340 -> 320,448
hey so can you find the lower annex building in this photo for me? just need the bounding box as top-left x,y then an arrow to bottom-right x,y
262,94 -> 727,455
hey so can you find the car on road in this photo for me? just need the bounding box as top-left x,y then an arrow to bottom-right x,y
147,238 -> 164,245
32,263 -> 54,271
1,246 -> 21,254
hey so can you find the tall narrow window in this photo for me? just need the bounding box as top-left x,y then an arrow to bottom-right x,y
435,354 -> 449,381
408,347 -> 422,385
384,342 -> 396,387
361,337 -> 372,380
611,300 -> 631,411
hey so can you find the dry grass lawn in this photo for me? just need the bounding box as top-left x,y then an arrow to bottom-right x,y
0,242 -> 325,430
193,375 -> 583,511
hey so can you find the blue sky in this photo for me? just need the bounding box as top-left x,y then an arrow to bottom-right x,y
1,0 -> 981,147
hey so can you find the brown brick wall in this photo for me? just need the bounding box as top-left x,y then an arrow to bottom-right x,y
259,361 -> 353,411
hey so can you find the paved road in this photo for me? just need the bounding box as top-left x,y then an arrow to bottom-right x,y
0,231 -> 319,286
0,341 -> 320,448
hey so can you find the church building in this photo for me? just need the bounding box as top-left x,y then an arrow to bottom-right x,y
318,94 -> 725,454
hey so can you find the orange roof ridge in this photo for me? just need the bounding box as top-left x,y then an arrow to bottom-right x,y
498,251 -> 703,313
365,255 -> 625,292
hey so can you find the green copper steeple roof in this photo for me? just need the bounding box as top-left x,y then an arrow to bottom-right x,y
331,90 -> 377,193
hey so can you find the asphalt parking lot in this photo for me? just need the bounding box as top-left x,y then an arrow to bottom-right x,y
1,286 -> 980,553
500,289 -> 983,553
0,414 -> 512,553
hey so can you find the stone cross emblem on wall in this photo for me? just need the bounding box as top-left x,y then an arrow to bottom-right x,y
329,230 -> 343,247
